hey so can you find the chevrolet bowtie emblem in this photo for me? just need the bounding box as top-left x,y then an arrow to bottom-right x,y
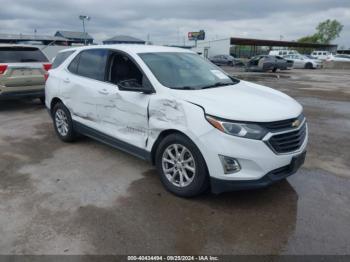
292,119 -> 301,128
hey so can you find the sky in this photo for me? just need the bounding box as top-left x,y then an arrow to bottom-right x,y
1,0 -> 349,48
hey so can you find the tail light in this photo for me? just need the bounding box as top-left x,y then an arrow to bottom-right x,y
0,65 -> 8,74
43,63 -> 51,81
43,63 -> 52,71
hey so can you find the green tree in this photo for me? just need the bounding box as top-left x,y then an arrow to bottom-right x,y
315,19 -> 344,44
297,19 -> 344,44
297,34 -> 320,44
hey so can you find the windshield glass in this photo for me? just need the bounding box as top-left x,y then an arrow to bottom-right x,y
139,52 -> 239,90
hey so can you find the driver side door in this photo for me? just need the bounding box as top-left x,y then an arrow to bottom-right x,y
96,51 -> 152,150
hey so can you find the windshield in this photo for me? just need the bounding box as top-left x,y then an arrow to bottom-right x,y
139,52 -> 239,90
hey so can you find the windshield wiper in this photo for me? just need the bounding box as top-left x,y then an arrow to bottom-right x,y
200,82 -> 233,89
170,86 -> 196,90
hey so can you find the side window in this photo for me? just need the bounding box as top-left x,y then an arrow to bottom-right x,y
68,53 -> 80,74
52,51 -> 75,69
76,49 -> 109,81
323,52 -> 327,55
108,53 -> 143,89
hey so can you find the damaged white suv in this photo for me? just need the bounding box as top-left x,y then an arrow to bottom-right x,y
46,45 -> 308,197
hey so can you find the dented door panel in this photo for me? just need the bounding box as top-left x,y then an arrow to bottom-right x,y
96,82 -> 150,149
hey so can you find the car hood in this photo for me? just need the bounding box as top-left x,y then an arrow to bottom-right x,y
170,80 -> 302,122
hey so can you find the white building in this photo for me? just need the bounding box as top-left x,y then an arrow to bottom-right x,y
191,38 -> 230,58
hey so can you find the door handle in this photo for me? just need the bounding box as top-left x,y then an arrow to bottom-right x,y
63,78 -> 70,83
98,89 -> 109,95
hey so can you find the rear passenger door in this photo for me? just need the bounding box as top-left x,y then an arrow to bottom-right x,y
61,49 -> 109,129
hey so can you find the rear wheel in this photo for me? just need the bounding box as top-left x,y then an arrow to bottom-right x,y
52,103 -> 76,142
155,133 -> 209,197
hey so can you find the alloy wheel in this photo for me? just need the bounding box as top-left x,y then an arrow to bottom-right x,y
55,109 -> 69,136
162,144 -> 196,187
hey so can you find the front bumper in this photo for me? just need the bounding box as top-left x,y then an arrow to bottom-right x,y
211,151 -> 306,194
194,120 -> 308,193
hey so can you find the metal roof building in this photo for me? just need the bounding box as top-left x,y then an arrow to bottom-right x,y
0,33 -> 71,45
54,31 -> 93,44
193,37 -> 338,58
103,35 -> 145,45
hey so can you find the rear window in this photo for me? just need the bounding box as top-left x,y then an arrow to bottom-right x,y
0,47 -> 48,63
52,50 -> 75,69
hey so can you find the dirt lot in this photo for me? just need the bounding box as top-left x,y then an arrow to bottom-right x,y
0,69 -> 349,255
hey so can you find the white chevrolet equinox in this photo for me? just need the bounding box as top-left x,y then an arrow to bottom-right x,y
45,45 -> 308,197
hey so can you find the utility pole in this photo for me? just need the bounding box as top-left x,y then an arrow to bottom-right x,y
79,15 -> 91,45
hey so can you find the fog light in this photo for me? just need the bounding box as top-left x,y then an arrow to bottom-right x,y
219,155 -> 241,174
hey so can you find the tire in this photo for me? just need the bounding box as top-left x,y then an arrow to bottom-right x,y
52,102 -> 76,142
305,63 -> 313,69
155,133 -> 209,197
272,68 -> 277,72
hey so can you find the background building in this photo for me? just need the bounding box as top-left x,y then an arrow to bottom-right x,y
103,35 -> 145,45
0,33 -> 70,45
54,31 -> 93,44
192,37 -> 338,58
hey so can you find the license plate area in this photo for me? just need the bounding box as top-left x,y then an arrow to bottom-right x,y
11,69 -> 40,76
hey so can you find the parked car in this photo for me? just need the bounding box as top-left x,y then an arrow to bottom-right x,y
325,54 -> 350,62
0,45 -> 51,103
46,45 -> 308,197
275,56 -> 294,70
311,50 -> 331,60
269,50 -> 300,56
246,55 -> 291,72
283,54 -> 321,69
209,54 -> 244,67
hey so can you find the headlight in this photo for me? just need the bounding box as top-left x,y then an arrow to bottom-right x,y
205,115 -> 268,140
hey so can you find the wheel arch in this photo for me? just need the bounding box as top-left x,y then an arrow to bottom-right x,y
150,129 -> 194,165
50,97 -> 63,117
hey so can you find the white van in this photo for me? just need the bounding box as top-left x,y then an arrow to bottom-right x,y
311,51 -> 331,60
269,50 -> 300,56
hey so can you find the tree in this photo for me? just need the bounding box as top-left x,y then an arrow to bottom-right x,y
297,34 -> 320,44
297,19 -> 344,44
315,19 -> 344,44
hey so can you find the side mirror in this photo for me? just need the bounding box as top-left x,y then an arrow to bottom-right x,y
118,76 -> 155,94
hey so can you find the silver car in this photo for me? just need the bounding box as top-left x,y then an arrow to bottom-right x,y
0,45 -> 50,103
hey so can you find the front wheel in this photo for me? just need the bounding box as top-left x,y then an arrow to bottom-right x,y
305,62 -> 313,69
52,103 -> 76,142
155,133 -> 209,197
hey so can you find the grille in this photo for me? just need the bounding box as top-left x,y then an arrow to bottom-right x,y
261,114 -> 304,132
267,122 -> 307,154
